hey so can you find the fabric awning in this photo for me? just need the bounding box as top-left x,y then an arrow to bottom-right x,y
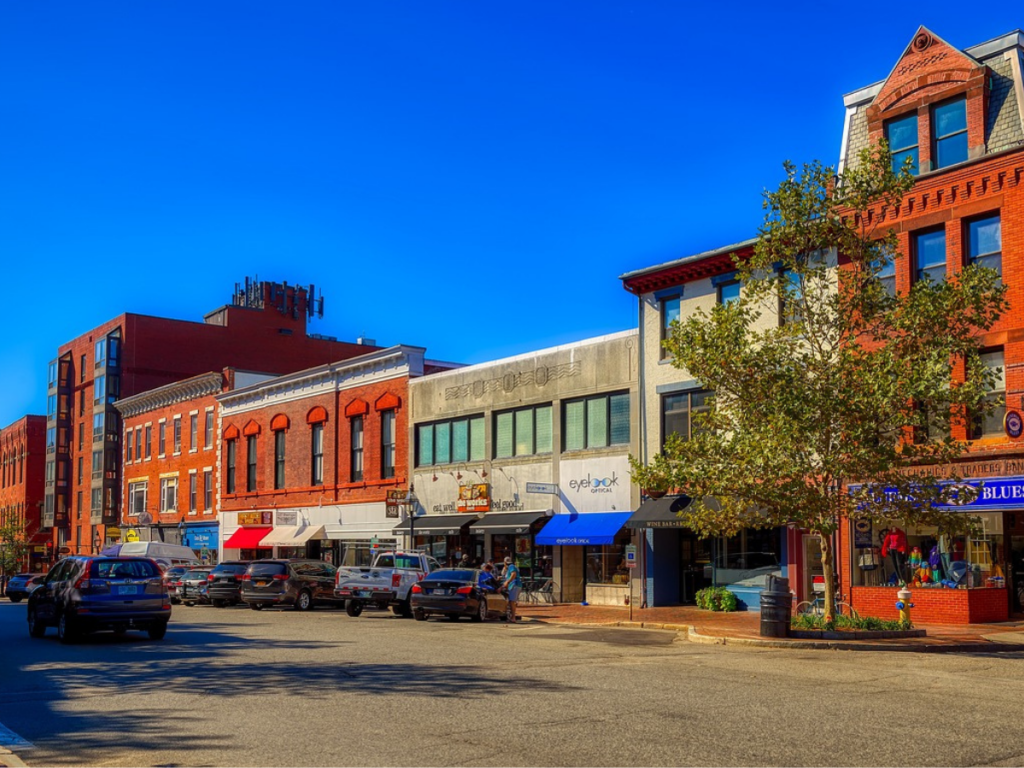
625,495 -> 720,529
325,523 -> 399,540
223,527 -> 274,549
392,514 -> 479,535
535,512 -> 633,546
469,511 -> 552,535
260,525 -> 327,547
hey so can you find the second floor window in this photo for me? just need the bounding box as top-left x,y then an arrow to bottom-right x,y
886,112 -> 919,175
661,295 -> 681,358
128,481 -> 146,517
205,411 -> 214,448
417,416 -> 484,466
564,392 -> 630,451
274,430 -> 286,490
160,477 -> 178,513
126,430 -> 133,462
145,426 -> 152,458
972,349 -> 1006,439
967,214 -> 1001,279
226,440 -> 237,494
718,279 -> 740,305
173,417 -> 182,454
190,414 -> 198,452
189,473 -> 197,513
311,424 -> 324,486
495,405 -> 553,458
878,247 -> 897,297
381,410 -> 396,479
662,390 -> 713,444
246,435 -> 257,492
204,470 -> 213,510
914,229 -> 946,283
158,422 -> 166,455
933,97 -> 967,170
350,416 -> 363,482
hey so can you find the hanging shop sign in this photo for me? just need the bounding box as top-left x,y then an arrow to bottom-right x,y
124,529 -> 140,543
238,511 -> 272,525
1005,411 -> 1024,439
457,484 -> 491,513
386,490 -> 406,519
853,519 -> 873,549
277,510 -> 298,526
625,544 -> 637,569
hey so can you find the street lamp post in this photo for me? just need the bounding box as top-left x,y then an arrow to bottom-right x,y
405,487 -> 418,551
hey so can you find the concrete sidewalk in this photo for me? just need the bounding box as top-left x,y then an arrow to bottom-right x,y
517,602 -> 1024,651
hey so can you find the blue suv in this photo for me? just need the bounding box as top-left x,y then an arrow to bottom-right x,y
27,556 -> 172,643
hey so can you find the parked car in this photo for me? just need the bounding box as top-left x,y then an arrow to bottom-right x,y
162,565 -> 190,605
242,559 -> 342,611
335,551 -> 441,617
27,556 -> 171,643
6,573 -> 46,602
178,567 -> 214,606
208,561 -> 251,607
410,568 -> 511,622
118,541 -> 200,570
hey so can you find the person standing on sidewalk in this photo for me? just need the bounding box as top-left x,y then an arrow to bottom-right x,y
502,556 -> 522,623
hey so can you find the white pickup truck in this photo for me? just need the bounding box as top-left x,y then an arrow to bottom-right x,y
334,551 -> 442,617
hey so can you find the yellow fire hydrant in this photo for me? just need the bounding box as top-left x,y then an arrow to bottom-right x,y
896,587 -> 914,624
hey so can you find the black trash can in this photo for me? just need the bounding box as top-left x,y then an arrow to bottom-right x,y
759,576 -> 792,638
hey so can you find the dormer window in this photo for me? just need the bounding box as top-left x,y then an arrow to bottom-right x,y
933,97 -> 967,169
885,113 -> 919,175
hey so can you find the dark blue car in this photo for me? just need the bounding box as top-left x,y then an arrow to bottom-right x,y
27,556 -> 171,643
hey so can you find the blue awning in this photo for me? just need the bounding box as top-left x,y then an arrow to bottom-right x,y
534,512 -> 633,546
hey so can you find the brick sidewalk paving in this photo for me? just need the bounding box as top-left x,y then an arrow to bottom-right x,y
517,602 -> 1024,648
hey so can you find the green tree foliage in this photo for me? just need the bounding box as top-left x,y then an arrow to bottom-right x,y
0,516 -> 32,578
634,144 -> 1008,622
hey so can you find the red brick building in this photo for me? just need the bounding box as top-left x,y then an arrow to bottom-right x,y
44,278 -> 379,558
835,27 -> 1024,623
0,416 -> 48,572
217,346 -> 456,565
113,369 -> 275,559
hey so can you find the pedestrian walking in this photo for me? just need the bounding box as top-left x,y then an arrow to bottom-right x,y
502,556 -> 522,623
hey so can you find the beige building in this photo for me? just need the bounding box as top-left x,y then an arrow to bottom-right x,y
403,331 -> 640,606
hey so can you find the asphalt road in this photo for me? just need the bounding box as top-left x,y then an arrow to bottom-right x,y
2,600 -> 1024,767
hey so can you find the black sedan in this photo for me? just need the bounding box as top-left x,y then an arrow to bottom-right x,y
410,569 -> 511,622
6,573 -> 45,602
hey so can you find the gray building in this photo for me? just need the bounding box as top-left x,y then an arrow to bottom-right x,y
403,331 -> 640,606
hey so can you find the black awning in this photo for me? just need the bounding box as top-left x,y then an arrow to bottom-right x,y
625,495 -> 696,529
392,514 -> 479,535
469,511 -> 552,535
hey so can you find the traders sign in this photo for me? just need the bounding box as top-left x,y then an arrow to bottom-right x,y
457,484 -> 490,513
386,490 -> 406,519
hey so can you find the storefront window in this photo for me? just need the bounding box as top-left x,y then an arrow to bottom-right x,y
584,531 -> 631,585
709,527 -> 783,589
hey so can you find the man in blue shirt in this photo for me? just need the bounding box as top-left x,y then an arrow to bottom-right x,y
502,556 -> 522,623
478,563 -> 497,592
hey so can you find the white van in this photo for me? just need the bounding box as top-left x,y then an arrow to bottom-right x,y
119,541 -> 200,569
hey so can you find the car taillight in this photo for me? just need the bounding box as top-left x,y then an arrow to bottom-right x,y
174,581 -> 183,587
456,586 -> 473,595
392,572 -> 401,589
207,574 -> 215,581
273,573 -> 289,580
241,574 -> 251,581
411,584 -> 423,594
74,577 -> 90,590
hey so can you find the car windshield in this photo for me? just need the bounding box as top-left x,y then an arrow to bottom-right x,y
214,564 -> 248,574
91,559 -> 161,579
424,569 -> 475,582
249,563 -> 288,577
185,570 -> 211,579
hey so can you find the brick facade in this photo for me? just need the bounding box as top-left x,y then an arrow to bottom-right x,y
0,416 -> 47,571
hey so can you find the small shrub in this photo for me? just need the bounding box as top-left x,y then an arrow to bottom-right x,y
790,613 -> 911,631
695,586 -> 738,612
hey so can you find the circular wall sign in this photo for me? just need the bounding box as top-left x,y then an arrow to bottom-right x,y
1005,410 -> 1023,439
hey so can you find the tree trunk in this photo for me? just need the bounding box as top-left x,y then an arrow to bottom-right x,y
819,532 -> 836,624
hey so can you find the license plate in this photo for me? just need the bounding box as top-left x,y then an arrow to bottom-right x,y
431,589 -> 449,596
256,581 -> 268,587
355,590 -> 370,597
115,586 -> 138,595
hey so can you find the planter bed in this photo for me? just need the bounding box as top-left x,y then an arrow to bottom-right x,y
790,628 -> 927,640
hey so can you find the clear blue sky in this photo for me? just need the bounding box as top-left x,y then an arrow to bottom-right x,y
0,2 -> 1019,427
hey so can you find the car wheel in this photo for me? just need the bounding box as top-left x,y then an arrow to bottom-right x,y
28,609 -> 46,638
296,590 -> 314,611
170,598 -> 181,605
414,609 -> 428,621
249,603 -> 264,611
184,602 -> 195,607
346,601 -> 363,618
9,596 -> 22,603
399,595 -> 414,619
471,597 -> 487,622
148,623 -> 168,640
57,612 -> 77,644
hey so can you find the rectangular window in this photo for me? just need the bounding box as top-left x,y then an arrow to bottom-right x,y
47,394 -> 56,420
933,97 -> 967,170
885,112 -> 919,175
311,424 -> 325,486
78,423 -> 84,451
92,449 -> 102,478
173,417 -> 182,454
77,456 -> 83,484
134,428 -> 142,461
48,361 -> 57,390
495,405 -> 553,459
350,417 -> 363,482
966,214 -> 1001,279
274,430 -> 286,490
878,246 -> 897,297
79,388 -> 85,416
914,229 -> 946,283
662,389 -> 713,445
205,411 -> 214,448
160,477 -> 178,513
415,416 -> 486,466
779,268 -> 802,325
94,339 -> 106,366
93,375 -> 105,405
190,414 -> 198,452
144,426 -> 152,458
972,349 -> 1006,439
158,422 -> 166,456
80,354 -> 86,382
126,430 -> 133,462
718,279 -> 740,305
91,488 -> 102,516
660,295 -> 681,359
246,435 -> 257,492
189,473 -> 197,513
226,440 -> 237,494
381,410 -> 396,479
204,470 -> 213,511
563,392 -> 630,451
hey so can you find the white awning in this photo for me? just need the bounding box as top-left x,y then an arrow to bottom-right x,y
260,525 -> 328,547
324,522 -> 399,541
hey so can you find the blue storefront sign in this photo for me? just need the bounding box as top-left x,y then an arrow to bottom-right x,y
183,523 -> 219,551
851,475 -> 1024,512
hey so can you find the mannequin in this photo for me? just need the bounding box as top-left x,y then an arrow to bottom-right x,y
881,527 -> 908,583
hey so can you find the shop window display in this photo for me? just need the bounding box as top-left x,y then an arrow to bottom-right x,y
584,532 -> 631,585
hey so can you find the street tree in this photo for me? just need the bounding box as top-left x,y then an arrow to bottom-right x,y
631,144 -> 1008,623
0,515 -> 33,582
